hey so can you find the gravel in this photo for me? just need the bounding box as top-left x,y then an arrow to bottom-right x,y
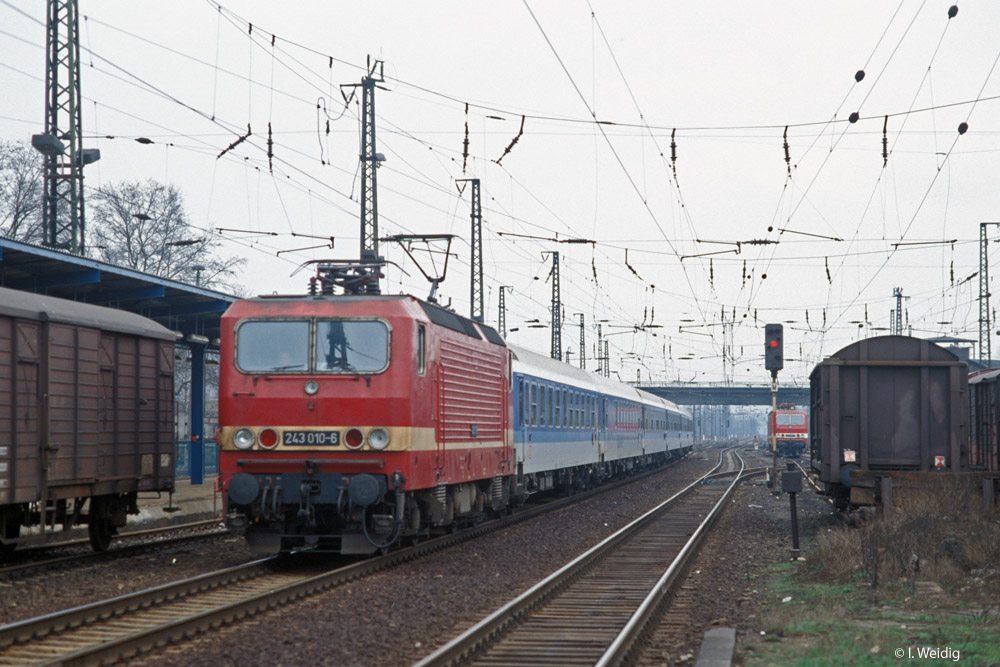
138,453 -> 720,666
637,467 -> 835,665
2,448 -> 832,667
0,534 -> 256,626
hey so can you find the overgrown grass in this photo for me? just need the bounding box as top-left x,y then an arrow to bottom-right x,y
810,478 -> 1000,591
743,480 -> 1000,665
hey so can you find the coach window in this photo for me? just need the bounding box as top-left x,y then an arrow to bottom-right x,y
539,383 -> 546,426
417,325 -> 426,376
554,388 -> 561,427
236,320 -> 309,372
547,386 -> 553,426
531,383 -> 538,426
518,378 -> 525,424
315,319 -> 389,373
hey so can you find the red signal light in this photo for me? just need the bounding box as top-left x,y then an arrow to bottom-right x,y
769,340 -> 778,347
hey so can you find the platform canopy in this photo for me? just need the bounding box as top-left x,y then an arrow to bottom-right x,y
0,236 -> 236,342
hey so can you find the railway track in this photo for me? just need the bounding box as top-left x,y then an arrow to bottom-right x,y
0,520 -> 226,579
0,450 -> 715,665
414,448 -> 752,667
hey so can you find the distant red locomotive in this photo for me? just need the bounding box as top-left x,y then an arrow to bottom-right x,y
218,293 -> 512,554
768,404 -> 807,458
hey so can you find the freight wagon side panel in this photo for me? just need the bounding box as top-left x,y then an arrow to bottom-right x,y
0,316 -> 25,505
137,337 -> 159,473
967,372 -> 1000,473
97,334 -> 119,480
155,341 -> 174,481
3,319 -> 43,504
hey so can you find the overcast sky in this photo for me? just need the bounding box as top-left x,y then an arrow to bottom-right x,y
3,1 -> 1000,387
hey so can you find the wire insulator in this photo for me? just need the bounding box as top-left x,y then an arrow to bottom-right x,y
670,128 -> 678,178
462,103 -> 470,174
783,125 -> 791,176
882,115 -> 889,166
267,122 -> 274,173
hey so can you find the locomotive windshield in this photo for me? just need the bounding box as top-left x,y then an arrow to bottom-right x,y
235,318 -> 389,374
776,413 -> 806,426
236,320 -> 309,372
315,320 -> 389,372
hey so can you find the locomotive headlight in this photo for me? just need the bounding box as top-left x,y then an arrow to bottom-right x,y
234,428 -> 255,449
368,428 -> 390,450
304,380 -> 319,395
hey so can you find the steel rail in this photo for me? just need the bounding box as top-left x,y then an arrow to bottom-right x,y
595,454 -> 750,666
0,521 -> 225,578
0,450 -> 710,666
412,448 -> 741,667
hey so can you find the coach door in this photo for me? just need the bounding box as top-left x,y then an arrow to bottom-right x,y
516,379 -> 532,468
598,397 -> 608,462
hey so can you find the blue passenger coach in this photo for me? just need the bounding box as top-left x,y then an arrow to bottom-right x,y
509,344 -> 693,497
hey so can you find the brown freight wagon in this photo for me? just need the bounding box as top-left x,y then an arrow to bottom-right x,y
0,286 -> 175,554
809,335 -> 999,509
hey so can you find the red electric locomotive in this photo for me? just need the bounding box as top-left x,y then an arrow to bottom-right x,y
768,404 -> 807,458
218,289 -> 512,554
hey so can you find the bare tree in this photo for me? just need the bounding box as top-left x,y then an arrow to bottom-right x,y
88,179 -> 245,291
0,140 -> 44,243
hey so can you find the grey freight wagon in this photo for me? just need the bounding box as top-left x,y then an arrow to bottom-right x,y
808,335 -> 987,509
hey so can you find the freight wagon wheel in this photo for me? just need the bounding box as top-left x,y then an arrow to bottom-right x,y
88,498 -> 115,552
88,517 -> 114,552
0,513 -> 19,557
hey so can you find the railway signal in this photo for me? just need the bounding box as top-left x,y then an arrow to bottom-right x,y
764,323 -> 783,490
764,323 -> 783,377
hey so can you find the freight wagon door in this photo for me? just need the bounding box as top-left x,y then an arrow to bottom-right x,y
45,324 -> 101,485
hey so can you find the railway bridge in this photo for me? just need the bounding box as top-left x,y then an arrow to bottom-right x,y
638,383 -> 810,407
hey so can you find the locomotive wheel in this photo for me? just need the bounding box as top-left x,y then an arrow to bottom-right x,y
88,517 -> 114,552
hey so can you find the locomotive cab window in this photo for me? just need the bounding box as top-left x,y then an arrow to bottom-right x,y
315,319 -> 389,373
417,324 -> 426,376
236,320 -> 310,372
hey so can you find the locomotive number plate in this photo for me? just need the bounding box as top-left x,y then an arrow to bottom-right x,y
283,430 -> 340,446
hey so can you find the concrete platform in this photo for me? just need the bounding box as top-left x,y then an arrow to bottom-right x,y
695,627 -> 736,667
134,476 -> 223,528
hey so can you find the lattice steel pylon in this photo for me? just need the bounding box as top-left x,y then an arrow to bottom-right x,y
341,57 -> 385,291
892,287 -> 904,336
980,223 -> 1000,365
457,179 -> 483,322
577,313 -> 585,369
38,0 -> 86,253
548,251 -> 561,360
498,286 -> 511,338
